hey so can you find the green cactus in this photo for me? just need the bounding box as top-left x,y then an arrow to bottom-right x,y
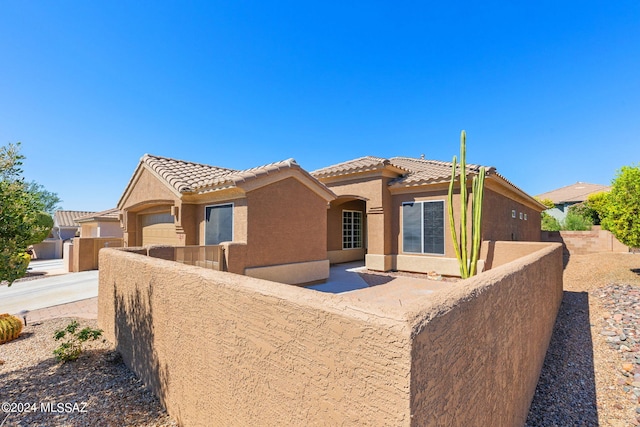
0,313 -> 24,344
447,130 -> 486,278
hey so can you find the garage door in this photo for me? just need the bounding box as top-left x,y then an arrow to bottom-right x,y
141,213 -> 180,246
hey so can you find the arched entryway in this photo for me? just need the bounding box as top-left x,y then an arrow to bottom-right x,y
326,196 -> 367,264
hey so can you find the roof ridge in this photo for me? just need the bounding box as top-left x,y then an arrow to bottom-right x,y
310,155 -> 390,176
142,153 -> 237,193
142,153 -> 237,172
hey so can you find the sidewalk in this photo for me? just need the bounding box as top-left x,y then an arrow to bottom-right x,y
23,297 -> 98,324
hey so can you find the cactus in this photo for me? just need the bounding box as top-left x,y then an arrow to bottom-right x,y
0,313 -> 23,344
447,130 -> 486,278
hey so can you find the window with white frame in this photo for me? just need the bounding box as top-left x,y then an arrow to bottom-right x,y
204,203 -> 233,245
402,201 -> 445,255
342,210 -> 363,249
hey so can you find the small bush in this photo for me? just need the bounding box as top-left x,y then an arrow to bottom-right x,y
541,213 -> 561,231
53,320 -> 103,362
562,211 -> 593,231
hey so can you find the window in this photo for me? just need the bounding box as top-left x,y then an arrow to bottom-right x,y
342,210 -> 363,249
205,203 -> 233,245
402,201 -> 445,255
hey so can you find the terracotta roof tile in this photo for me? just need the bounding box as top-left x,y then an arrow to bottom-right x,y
142,154 -> 236,193
54,210 -> 96,228
536,182 -> 610,204
388,157 -> 489,186
310,156 -> 399,178
143,155 -> 317,194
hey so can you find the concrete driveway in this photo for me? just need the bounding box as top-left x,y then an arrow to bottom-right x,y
0,261 -> 98,316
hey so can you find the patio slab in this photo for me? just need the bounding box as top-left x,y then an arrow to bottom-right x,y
308,261 -> 457,303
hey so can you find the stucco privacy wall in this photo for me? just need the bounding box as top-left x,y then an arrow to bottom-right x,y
98,241 -> 562,426
407,241 -> 563,426
71,237 -> 124,272
98,249 -> 411,426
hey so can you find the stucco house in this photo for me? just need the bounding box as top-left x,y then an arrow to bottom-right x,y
31,210 -> 95,259
118,155 -> 335,284
536,182 -> 610,222
75,208 -> 124,238
312,156 -> 545,275
117,154 -> 546,283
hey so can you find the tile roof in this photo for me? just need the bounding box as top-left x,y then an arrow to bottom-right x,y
54,210 -> 96,228
311,154 -> 544,209
388,157 -> 491,187
142,154 -> 321,195
311,155 -> 492,186
310,156 -> 405,179
536,182 -> 610,204
75,208 -> 120,223
142,154 -> 237,193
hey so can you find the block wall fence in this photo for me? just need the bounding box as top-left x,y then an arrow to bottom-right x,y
98,241 -> 563,426
541,226 -> 629,255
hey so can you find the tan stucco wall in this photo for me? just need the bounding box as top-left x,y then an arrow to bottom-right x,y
98,249 -> 411,426
120,168 -> 179,211
482,186 -> 541,242
245,177 -> 328,267
408,241 -> 563,426
98,241 -> 562,426
71,237 -> 124,272
244,259 -> 330,285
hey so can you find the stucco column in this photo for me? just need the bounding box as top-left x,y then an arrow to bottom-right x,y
123,211 -> 137,247
365,177 -> 395,271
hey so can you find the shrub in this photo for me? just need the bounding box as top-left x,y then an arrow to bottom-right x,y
53,320 -> 103,362
541,213 -> 561,231
562,211 -> 593,231
600,165 -> 640,248
0,313 -> 23,344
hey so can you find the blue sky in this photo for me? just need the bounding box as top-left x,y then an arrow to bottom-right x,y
1,1 -> 638,211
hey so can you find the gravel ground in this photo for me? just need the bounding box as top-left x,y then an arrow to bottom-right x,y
0,318 -> 176,427
526,252 -> 640,426
1,252 -> 638,426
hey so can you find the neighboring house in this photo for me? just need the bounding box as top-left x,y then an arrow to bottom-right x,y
31,210 -> 95,259
75,208 -> 124,238
117,154 -> 545,282
53,210 -> 96,240
536,182 -> 610,222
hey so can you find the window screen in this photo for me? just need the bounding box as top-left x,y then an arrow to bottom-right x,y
205,204 -> 233,245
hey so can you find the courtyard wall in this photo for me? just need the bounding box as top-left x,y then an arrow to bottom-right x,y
98,241 -> 563,426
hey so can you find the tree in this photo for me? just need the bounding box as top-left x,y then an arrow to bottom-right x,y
600,165 -> 640,248
26,181 -> 62,215
535,197 -> 561,231
0,143 -> 56,285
